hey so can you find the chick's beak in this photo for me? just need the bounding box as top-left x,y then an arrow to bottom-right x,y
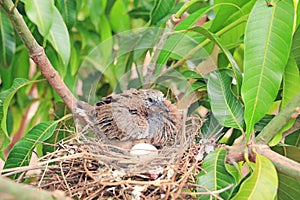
156,101 -> 170,112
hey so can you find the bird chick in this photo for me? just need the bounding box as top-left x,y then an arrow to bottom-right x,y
76,89 -> 181,149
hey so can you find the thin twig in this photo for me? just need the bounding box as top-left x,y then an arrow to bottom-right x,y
181,183 -> 234,196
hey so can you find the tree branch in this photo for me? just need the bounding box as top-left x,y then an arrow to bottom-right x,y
0,176 -> 71,200
255,92 -> 300,144
227,144 -> 300,180
254,144 -> 300,180
0,0 -> 78,112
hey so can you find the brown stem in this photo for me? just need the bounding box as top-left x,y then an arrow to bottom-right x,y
254,144 -> 300,180
0,0 -> 78,112
226,144 -> 300,180
282,118 -> 300,138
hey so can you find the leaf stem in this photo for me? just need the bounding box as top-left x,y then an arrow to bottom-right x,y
255,92 -> 300,144
254,144 -> 300,180
175,0 -> 200,18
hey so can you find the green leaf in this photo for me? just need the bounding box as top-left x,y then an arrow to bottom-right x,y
110,0 -> 130,32
11,47 -> 30,79
47,7 -> 70,70
69,40 -> 81,76
89,0 -> 106,32
45,46 -> 64,77
3,121 -> 59,178
278,171 -> 300,200
81,47 -> 116,89
207,69 -> 244,130
128,7 -> 150,21
0,78 -> 43,158
55,0 -> 77,29
241,0 -> 294,135
285,130 -> 300,147
0,10 -> 15,68
211,0 -> 255,33
21,0 -> 54,36
282,56 -> 300,108
296,2 -> 300,29
211,1 -> 255,49
196,149 -> 235,200
292,26 -> 300,69
201,112 -> 224,139
271,145 -> 300,163
188,26 -> 243,92
158,7 -> 210,67
268,119 -> 295,146
232,153 -> 278,200
150,0 -> 175,25
270,55 -> 299,147
254,114 -> 274,132
98,15 -> 113,62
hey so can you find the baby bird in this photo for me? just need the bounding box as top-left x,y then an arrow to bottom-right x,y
76,89 -> 181,149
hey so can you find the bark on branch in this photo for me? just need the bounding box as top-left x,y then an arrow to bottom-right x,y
227,144 -> 300,180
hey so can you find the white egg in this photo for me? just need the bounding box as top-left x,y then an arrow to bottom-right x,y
130,143 -> 158,160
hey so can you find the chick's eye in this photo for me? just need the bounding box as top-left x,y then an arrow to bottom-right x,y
148,97 -> 153,102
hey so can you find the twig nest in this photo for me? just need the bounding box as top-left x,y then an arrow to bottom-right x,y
130,143 -> 158,160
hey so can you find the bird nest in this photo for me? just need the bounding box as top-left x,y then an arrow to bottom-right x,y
31,129 -> 219,199
3,116 -> 225,199
77,115 -> 199,175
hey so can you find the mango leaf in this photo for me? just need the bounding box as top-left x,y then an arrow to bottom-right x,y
269,55 -> 300,147
128,7 -> 150,21
207,69 -> 244,131
282,53 -> 300,108
254,114 -> 274,131
232,153 -> 278,200
270,56 -> 299,147
201,112 -> 224,139
292,26 -> 300,69
55,0 -> 77,29
158,7 -> 210,67
69,40 -> 81,76
11,47 -> 30,80
188,26 -> 243,92
0,79 -> 43,159
269,119 -> 295,146
285,130 -> 300,147
45,46 -> 64,77
110,0 -> 130,32
89,0 -> 106,32
297,2 -> 300,28
277,171 -> 300,200
212,1 -> 255,48
21,0 -> 54,36
98,15 -> 113,62
196,149 -> 235,200
0,10 -> 15,68
47,7 -> 70,70
149,0 -> 175,25
211,0 -> 255,32
271,146 -> 300,163
3,121 -> 59,179
241,0 -> 294,135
